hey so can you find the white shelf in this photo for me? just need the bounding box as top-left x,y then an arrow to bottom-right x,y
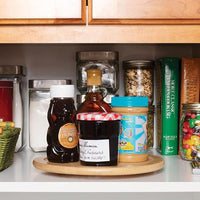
0,149 -> 200,192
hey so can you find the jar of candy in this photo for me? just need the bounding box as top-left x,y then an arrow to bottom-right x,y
180,103 -> 200,161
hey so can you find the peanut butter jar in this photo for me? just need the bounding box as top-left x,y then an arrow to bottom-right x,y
111,97 -> 148,163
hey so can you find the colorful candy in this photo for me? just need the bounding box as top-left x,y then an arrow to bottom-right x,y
181,109 -> 200,161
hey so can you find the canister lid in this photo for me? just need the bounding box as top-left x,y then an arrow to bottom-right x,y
111,97 -> 148,107
76,51 -> 118,61
29,79 -> 72,89
77,112 -> 122,121
0,65 -> 24,77
123,60 -> 154,69
50,85 -> 74,98
182,103 -> 200,111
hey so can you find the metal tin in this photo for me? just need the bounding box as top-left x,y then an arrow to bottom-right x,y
0,65 -> 24,77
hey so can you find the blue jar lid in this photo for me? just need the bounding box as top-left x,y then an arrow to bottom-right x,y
111,97 -> 148,107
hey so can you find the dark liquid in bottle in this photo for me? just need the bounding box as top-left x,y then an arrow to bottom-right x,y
77,92 -> 111,113
47,98 -> 79,163
78,120 -> 120,166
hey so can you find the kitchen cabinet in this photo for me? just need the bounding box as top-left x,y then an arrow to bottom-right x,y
88,0 -> 200,24
0,0 -> 86,24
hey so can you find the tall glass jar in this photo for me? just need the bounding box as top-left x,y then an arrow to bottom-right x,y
76,51 -> 119,95
123,60 -> 154,105
180,103 -> 200,161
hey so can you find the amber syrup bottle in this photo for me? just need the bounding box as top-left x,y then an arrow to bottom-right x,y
47,85 -> 79,163
77,69 -> 111,113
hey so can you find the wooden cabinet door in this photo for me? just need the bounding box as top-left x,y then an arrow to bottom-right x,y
88,0 -> 200,24
0,0 -> 86,24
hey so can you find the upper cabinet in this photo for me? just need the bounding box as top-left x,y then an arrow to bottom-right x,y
0,0 -> 86,24
88,0 -> 200,24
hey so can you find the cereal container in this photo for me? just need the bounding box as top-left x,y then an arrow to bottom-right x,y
180,103 -> 200,161
123,60 -> 154,105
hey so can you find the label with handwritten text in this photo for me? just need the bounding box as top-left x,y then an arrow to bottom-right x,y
79,139 -> 110,162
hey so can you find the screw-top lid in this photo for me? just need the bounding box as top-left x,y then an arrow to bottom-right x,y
87,69 -> 102,86
111,96 -> 148,107
77,112 -> 122,121
182,103 -> 200,111
123,60 -> 154,69
50,85 -> 74,98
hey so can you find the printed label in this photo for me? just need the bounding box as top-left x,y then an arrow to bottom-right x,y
119,115 -> 147,154
79,139 -> 110,162
58,123 -> 78,148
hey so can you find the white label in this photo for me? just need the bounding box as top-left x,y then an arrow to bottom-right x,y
79,139 -> 110,162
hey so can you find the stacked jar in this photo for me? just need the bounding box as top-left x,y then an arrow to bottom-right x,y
180,103 -> 200,161
123,60 -> 154,148
76,51 -> 119,106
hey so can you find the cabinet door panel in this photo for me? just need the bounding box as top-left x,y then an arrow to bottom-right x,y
0,0 -> 86,24
89,0 -> 200,24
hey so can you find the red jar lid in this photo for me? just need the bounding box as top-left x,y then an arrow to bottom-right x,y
77,112 -> 122,121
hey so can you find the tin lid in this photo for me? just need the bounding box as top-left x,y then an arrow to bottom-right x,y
50,85 -> 74,98
123,60 -> 154,69
0,65 -> 24,77
29,79 -> 72,89
182,103 -> 200,111
76,51 -> 118,61
111,97 -> 148,107
77,112 -> 122,121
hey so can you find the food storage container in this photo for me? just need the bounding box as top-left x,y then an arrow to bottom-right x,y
111,96 -> 148,163
180,103 -> 200,161
147,105 -> 154,148
76,51 -> 119,95
29,79 -> 71,152
0,65 -> 25,152
77,112 -> 122,166
123,60 -> 154,105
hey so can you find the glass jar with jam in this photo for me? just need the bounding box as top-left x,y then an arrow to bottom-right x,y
180,103 -> 200,161
77,112 -> 122,166
47,85 -> 79,163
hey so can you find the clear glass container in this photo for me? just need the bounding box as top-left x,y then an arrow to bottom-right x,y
123,60 -> 154,105
0,65 -> 25,152
147,105 -> 154,148
76,51 -> 119,95
180,103 -> 200,161
29,79 -> 71,152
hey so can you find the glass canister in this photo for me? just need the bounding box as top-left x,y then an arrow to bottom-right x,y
29,79 -> 71,152
180,103 -> 200,161
0,65 -> 25,152
147,105 -> 155,148
76,51 -> 119,95
123,60 -> 154,105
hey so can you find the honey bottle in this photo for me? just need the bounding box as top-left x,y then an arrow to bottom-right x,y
77,69 -> 111,113
47,85 -> 79,163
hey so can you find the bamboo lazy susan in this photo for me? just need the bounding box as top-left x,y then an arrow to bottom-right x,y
33,154 -> 165,176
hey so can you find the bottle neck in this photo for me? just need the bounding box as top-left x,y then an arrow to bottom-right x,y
86,85 -> 101,93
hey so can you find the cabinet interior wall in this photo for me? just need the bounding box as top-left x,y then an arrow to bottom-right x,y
0,43 -> 197,149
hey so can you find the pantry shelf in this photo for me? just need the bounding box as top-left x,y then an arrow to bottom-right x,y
0,148 -> 200,192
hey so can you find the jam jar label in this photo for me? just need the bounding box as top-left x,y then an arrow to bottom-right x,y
119,115 -> 147,154
58,123 -> 79,149
79,139 -> 110,162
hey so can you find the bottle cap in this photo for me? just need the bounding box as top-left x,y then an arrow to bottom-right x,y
50,85 -> 74,98
87,69 -> 102,86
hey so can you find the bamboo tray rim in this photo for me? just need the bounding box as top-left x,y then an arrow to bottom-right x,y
33,154 -> 165,176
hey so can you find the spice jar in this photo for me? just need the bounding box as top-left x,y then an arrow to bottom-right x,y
29,79 -> 71,152
0,65 -> 25,152
147,105 -> 155,148
111,96 -> 148,163
180,103 -> 200,161
123,60 -> 154,105
77,112 -> 122,166
76,51 -> 119,95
